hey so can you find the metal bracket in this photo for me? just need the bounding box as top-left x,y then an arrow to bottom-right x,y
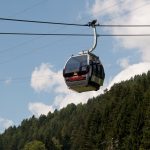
78,20 -> 98,55
88,20 -> 98,53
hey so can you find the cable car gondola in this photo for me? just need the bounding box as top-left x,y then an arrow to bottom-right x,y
63,20 -> 105,93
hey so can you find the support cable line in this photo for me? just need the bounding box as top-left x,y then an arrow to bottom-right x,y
98,34 -> 150,36
0,17 -> 88,26
1,17 -> 150,27
0,33 -> 93,36
0,32 -> 150,36
99,24 -> 150,27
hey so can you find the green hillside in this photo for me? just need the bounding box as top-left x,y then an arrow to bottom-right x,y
0,72 -> 150,150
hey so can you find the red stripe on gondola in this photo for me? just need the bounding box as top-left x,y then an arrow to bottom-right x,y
66,76 -> 86,82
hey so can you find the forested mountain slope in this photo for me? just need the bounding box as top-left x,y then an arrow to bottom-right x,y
0,72 -> 150,150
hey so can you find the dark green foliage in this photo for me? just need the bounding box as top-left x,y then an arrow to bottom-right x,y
0,72 -> 150,150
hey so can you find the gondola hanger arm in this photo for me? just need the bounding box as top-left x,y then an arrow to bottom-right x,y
88,20 -> 98,53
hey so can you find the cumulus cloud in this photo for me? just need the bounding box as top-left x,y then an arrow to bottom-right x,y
30,63 -> 105,116
31,63 -> 66,93
0,117 -> 13,133
31,63 -> 69,93
90,0 -> 150,62
117,57 -> 130,69
108,62 -> 150,89
90,0 -> 121,17
30,63 -> 55,92
28,102 -> 54,117
53,90 -> 102,110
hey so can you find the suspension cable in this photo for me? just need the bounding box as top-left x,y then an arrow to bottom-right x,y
0,17 -> 88,26
1,17 -> 150,27
0,32 -> 150,36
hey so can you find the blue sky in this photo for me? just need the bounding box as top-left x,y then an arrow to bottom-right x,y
0,0 -> 150,133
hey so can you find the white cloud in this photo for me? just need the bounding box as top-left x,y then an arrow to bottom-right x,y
91,0 -> 120,17
29,63 -> 105,116
30,63 -> 53,92
53,90 -> 102,110
31,63 -> 69,93
108,62 -> 150,89
28,102 -> 54,117
117,57 -> 130,69
31,63 -> 64,92
0,117 -> 14,133
90,0 -> 150,62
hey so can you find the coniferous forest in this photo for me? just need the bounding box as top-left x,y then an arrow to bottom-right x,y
0,72 -> 150,150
